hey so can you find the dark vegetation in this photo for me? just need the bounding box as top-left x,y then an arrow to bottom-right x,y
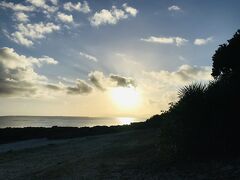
146,30 -> 240,159
1,30 -> 240,162
0,123 -> 146,144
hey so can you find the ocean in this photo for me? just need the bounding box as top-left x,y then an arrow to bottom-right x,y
0,116 -> 144,128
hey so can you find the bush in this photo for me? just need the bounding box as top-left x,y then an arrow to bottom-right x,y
152,74 -> 240,159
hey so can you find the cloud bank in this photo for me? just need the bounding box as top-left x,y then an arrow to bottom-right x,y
0,47 -> 95,97
0,47 -> 138,97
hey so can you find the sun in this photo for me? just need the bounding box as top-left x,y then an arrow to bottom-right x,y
110,87 -> 140,109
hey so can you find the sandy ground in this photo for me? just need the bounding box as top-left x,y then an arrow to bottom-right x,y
0,129 -> 240,179
0,129 -> 161,180
0,139 -> 70,154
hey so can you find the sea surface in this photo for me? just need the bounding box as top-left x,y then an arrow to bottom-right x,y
0,116 -> 144,128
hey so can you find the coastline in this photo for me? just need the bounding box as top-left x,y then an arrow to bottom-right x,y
0,122 -> 147,144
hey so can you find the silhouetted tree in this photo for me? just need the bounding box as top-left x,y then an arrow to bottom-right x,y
212,30 -> 240,79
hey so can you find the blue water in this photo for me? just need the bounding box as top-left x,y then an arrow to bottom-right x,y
0,116 -> 144,128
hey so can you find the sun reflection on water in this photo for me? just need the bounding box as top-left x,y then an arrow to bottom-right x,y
117,117 -> 135,125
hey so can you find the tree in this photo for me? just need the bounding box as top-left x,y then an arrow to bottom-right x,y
212,30 -> 240,79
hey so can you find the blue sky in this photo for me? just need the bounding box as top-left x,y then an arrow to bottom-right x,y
0,0 -> 239,117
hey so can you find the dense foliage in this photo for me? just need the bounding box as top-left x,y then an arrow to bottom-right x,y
212,30 -> 240,79
147,30 -> 240,159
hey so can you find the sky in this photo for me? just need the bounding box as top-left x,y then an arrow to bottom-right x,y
0,0 -> 239,118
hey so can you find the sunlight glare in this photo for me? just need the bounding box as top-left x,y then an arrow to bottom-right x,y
117,117 -> 135,125
110,87 -> 140,109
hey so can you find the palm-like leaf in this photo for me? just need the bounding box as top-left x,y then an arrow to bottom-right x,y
178,83 -> 207,99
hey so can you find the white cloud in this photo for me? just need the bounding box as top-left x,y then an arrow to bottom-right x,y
141,36 -> 174,44
90,6 -> 127,26
26,0 -> 58,13
50,0 -> 58,6
10,31 -> 34,47
57,12 -> 73,23
79,52 -> 98,62
141,36 -> 188,46
123,3 -> 138,17
175,37 -> 188,46
15,12 -> 29,22
9,22 -> 60,47
90,4 -> 138,27
194,37 -> 213,45
168,5 -> 181,11
26,0 -> 45,8
63,1 -> 90,13
43,5 -> 58,13
0,47 -> 58,69
16,22 -> 60,39
38,56 -> 58,65
0,1 -> 35,12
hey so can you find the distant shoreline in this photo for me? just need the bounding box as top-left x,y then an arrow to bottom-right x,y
0,115 -> 147,119
0,121 -> 148,145
0,116 -> 146,129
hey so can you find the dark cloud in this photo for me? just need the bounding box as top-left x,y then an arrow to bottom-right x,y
45,84 -> 61,91
67,80 -> 92,95
0,79 -> 36,97
88,72 -> 105,91
110,74 -> 136,87
0,47 -> 39,96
